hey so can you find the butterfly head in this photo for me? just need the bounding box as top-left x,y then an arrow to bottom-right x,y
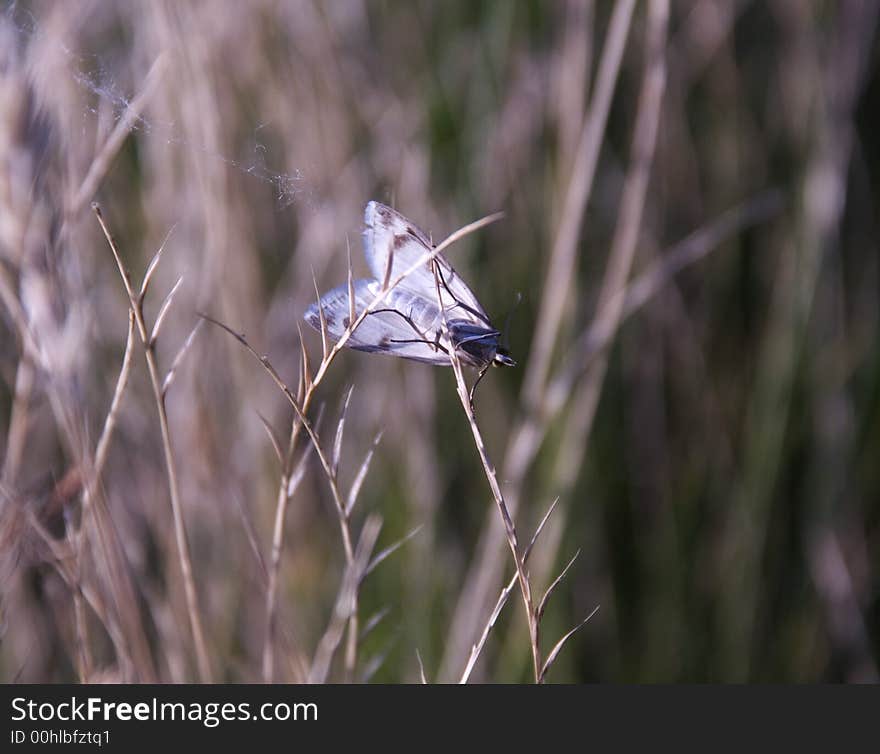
493,346 -> 516,367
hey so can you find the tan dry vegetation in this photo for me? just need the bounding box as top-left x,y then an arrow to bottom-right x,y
1,1 -> 878,683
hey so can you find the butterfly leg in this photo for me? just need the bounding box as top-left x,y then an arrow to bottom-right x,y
469,363 -> 491,412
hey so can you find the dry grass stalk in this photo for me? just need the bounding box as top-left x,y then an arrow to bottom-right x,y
308,514 -> 382,683
521,0 -> 636,409
70,309 -> 137,682
1,29 -> 157,681
545,191 -> 783,413
440,0 -> 669,680
3,1 -> 870,686
198,313 -> 359,680
562,0 -> 669,454
200,208 -> 502,681
429,259 -> 544,680
439,0 -> 637,677
25,509 -> 132,680
460,497 -> 559,683
93,204 -> 212,683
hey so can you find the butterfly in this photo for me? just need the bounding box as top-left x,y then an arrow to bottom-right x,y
305,201 -> 515,386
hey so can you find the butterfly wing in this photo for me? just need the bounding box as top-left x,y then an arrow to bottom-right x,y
362,201 -> 491,327
304,279 -> 451,365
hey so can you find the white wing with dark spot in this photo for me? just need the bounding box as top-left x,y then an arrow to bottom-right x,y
362,201 -> 490,326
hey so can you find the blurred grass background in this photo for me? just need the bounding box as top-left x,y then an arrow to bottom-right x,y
0,0 -> 878,683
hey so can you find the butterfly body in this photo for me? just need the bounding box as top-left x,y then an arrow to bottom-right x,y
305,201 -> 514,371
